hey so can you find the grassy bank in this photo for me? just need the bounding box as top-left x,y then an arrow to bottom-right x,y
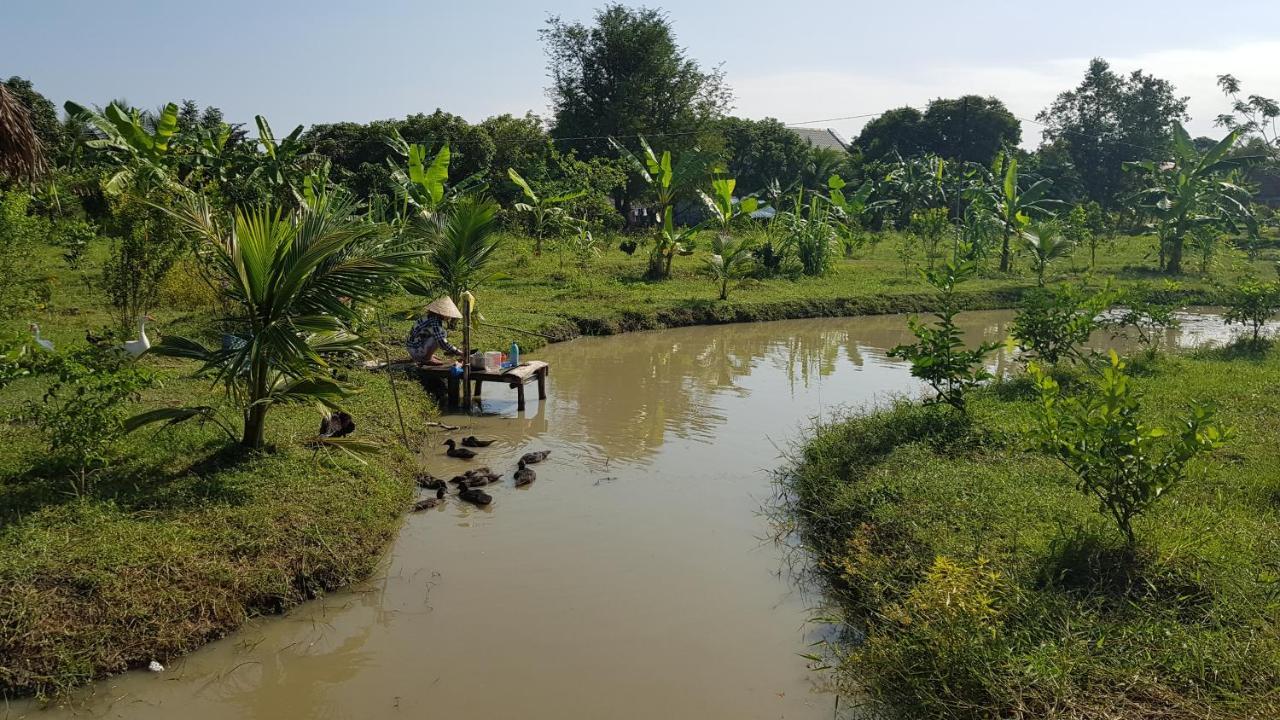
783,349 -> 1280,718
431,229 -> 1275,353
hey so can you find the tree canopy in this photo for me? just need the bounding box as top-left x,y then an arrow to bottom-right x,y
541,4 -> 732,157
854,97 -> 1020,166
1036,58 -> 1188,207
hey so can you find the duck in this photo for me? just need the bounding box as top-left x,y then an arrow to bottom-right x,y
463,467 -> 502,484
414,472 -> 446,490
461,436 -> 494,448
450,474 -> 490,488
318,411 -> 355,438
457,485 -> 492,506
444,439 -> 477,459
519,450 -> 551,465
411,487 -> 447,512
85,328 -> 108,347
514,459 -> 536,487
120,315 -> 154,358
29,323 -> 53,352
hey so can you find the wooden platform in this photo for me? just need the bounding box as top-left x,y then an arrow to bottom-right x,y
412,360 -> 549,411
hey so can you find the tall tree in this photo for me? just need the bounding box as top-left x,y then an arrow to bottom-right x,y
542,4 -> 731,158
713,116 -> 813,195
854,106 -> 928,162
921,95 -> 1020,165
1036,58 -> 1188,208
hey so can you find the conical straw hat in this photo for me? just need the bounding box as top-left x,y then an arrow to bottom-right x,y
425,296 -> 462,319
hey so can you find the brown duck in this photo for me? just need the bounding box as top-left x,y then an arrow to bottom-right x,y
415,473 -> 447,490
519,450 -> 550,465
444,439 -> 477,459
514,459 -> 536,487
461,436 -> 494,448
411,487 -> 446,512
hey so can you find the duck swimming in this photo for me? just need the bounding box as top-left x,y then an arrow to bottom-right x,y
458,485 -> 492,506
444,439 -> 477,459
514,459 -> 536,487
461,436 -> 494,448
519,450 -> 550,465
450,474 -> 491,488
411,487 -> 447,512
414,473 -> 447,490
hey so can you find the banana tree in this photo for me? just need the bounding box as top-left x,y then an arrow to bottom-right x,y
1125,123 -> 1261,274
610,136 -> 711,278
826,174 -> 891,255
699,174 -> 760,300
64,100 -> 183,194
247,115 -> 311,203
985,152 -> 1057,272
508,168 -> 584,255
134,191 -> 421,449
386,130 -> 468,221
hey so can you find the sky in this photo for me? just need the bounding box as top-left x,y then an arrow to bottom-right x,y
4,0 -> 1280,148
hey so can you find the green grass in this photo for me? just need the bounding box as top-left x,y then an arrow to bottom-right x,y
1,227 -> 1275,698
415,229 -> 1279,354
783,350 -> 1280,719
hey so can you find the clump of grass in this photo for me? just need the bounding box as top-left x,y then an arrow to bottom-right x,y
783,351 -> 1280,719
0,362 -> 427,697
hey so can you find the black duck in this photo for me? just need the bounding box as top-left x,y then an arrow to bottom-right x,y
461,436 -> 495,448
444,439 -> 477,459
458,485 -> 492,506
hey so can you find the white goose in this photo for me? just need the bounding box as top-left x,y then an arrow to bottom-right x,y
121,315 -> 155,358
29,323 -> 54,351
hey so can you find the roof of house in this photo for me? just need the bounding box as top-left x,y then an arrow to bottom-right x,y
787,127 -> 849,152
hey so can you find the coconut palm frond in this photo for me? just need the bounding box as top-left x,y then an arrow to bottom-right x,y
0,83 -> 46,182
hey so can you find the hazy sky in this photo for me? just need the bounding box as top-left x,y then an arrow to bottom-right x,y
5,0 -> 1279,147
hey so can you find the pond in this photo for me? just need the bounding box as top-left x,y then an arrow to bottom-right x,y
10,309 -> 1252,720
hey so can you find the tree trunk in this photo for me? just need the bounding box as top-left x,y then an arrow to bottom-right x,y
242,403 -> 268,448
999,228 -> 1012,273
720,277 -> 728,301
1165,236 -> 1183,275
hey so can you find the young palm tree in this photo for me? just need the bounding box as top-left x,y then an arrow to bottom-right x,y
404,195 -> 504,300
1019,222 -> 1075,286
140,191 -> 420,449
704,234 -> 755,300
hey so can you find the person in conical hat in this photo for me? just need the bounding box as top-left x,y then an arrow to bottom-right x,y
407,296 -> 464,365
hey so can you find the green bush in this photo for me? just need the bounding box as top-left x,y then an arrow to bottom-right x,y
1222,278 -> 1280,345
1026,352 -> 1229,548
1011,284 -> 1113,365
21,346 -> 154,496
102,193 -> 186,335
0,189 -> 43,312
888,260 -> 999,411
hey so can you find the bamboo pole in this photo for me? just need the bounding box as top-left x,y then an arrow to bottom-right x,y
461,295 -> 472,409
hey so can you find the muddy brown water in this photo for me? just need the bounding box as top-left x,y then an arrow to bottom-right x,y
8,309 -> 1250,720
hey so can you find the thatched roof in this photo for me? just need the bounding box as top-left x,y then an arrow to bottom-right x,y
0,83 -> 47,182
